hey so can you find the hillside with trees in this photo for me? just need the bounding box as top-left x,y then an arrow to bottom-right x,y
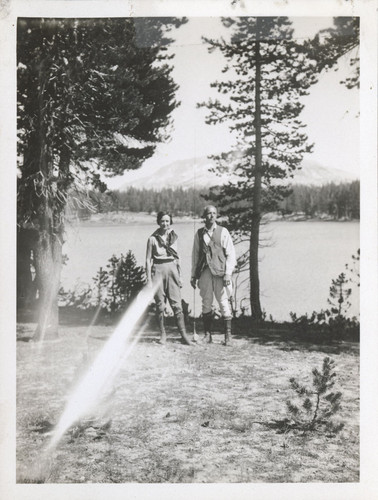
278,180 -> 359,219
68,181 -> 359,221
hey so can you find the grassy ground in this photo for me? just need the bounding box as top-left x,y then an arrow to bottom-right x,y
16,317 -> 359,484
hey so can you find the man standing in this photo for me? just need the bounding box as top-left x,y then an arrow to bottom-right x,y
191,205 -> 236,345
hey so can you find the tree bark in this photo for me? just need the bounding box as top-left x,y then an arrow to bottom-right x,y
249,31 -> 263,321
33,228 -> 62,340
17,228 -> 39,312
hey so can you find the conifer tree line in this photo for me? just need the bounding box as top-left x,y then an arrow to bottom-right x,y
69,187 -> 208,218
69,181 -> 360,220
278,180 -> 360,219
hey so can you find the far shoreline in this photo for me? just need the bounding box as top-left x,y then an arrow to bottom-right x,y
67,211 -> 360,227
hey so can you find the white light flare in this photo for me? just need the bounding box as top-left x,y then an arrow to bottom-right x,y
46,282 -> 159,451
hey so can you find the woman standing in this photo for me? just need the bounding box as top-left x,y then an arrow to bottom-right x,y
146,211 -> 194,346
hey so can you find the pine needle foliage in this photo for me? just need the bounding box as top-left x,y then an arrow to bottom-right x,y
306,17 -> 359,89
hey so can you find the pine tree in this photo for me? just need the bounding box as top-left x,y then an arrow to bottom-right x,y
199,17 -> 317,319
103,252 -> 146,314
17,17 -> 185,339
287,357 -> 344,434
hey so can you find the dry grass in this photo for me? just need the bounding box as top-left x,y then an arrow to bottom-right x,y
16,320 -> 359,483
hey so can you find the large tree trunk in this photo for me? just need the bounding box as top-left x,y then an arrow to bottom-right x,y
17,228 -> 39,312
249,214 -> 262,320
33,227 -> 62,340
32,58 -> 64,340
250,32 -> 263,321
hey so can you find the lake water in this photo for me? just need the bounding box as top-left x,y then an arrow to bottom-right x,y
62,219 -> 360,321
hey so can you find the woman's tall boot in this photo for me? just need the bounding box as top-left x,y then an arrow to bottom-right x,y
175,312 -> 194,346
157,313 -> 167,344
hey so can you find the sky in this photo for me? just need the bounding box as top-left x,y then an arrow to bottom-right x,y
105,16 -> 360,189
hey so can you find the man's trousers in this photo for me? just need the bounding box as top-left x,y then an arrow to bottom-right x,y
198,267 -> 232,318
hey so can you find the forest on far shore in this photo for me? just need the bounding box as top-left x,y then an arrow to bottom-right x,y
70,180 -> 360,221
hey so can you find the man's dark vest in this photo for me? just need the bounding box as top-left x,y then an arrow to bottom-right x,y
194,225 -> 226,278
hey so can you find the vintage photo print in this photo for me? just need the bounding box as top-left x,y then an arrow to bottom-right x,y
1,0 -> 377,499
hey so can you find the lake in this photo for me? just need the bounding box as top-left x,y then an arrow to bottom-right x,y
62,218 -> 360,321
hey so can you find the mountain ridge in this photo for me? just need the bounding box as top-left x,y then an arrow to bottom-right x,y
119,155 -> 358,191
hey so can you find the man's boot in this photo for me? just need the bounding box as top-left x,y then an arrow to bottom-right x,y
201,312 -> 213,343
157,313 -> 166,344
223,318 -> 232,346
176,312 -> 195,346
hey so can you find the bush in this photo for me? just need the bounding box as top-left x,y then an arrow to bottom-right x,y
59,251 -> 146,316
289,309 -> 359,337
100,252 -> 146,313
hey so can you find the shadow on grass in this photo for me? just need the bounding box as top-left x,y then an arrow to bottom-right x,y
185,317 -> 359,355
17,307 -> 359,355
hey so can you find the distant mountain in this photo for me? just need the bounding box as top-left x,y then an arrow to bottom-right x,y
119,156 -> 224,191
119,156 -> 358,191
290,159 -> 358,186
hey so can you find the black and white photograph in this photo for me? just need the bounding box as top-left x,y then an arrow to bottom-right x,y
1,0 -> 377,498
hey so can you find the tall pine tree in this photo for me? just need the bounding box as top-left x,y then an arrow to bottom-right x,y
199,17 -> 318,319
17,17 -> 185,339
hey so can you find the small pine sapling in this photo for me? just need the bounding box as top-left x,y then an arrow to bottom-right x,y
327,272 -> 352,318
286,357 -> 344,434
345,249 -> 360,288
93,266 -> 110,308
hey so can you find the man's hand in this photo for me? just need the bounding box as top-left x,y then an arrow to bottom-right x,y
190,277 -> 197,289
223,274 -> 231,287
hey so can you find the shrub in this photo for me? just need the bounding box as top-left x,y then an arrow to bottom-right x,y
59,251 -> 146,316
101,252 -> 146,313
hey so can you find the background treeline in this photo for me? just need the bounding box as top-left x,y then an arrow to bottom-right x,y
278,180 -> 360,219
70,181 -> 359,220
71,187 -> 209,218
